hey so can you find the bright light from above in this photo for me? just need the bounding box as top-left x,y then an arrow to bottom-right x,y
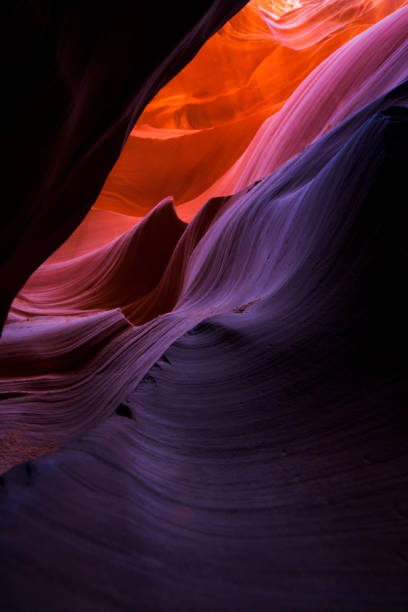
257,0 -> 303,18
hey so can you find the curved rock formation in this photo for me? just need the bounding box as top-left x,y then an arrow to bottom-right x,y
0,0 -> 247,328
1,2 -> 407,610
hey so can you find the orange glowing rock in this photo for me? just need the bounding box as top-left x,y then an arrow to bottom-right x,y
93,0 -> 407,220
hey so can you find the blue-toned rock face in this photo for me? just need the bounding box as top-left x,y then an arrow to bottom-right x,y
1,2 -> 408,610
